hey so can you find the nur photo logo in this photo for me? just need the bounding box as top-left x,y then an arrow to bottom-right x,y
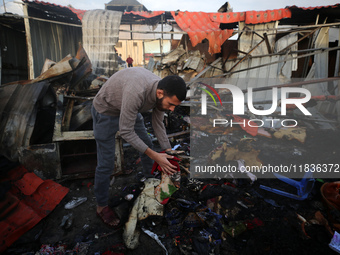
198,83 -> 312,128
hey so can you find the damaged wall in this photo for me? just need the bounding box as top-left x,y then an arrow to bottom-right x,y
23,1 -> 83,79
116,11 -> 184,67
0,15 -> 28,84
115,40 -> 145,66
221,21 -> 298,102
0,80 -> 55,161
119,23 -> 182,40
26,19 -> 82,78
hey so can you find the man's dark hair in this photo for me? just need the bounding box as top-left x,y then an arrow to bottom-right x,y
157,75 -> 187,101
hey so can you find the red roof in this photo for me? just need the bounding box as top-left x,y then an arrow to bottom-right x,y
170,11 -> 234,54
170,9 -> 291,54
288,4 -> 340,10
24,0 -> 87,21
68,7 -> 87,21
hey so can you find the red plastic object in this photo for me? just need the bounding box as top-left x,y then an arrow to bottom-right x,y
0,166 -> 69,253
151,154 -> 180,174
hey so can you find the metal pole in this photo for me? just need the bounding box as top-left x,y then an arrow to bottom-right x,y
160,14 -> 164,61
2,0 -> 6,12
23,4 -> 35,79
0,44 -> 2,85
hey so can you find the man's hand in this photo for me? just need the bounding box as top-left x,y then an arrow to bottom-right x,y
145,148 -> 178,175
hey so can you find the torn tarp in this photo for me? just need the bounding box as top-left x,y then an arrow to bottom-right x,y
170,9 -> 291,54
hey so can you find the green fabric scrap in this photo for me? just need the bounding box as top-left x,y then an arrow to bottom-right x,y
159,184 -> 178,201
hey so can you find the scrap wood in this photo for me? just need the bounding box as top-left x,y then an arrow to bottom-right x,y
180,165 -> 190,174
24,55 -> 75,85
166,150 -> 186,155
167,130 -> 190,138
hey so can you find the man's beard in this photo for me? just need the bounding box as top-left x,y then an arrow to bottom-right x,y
156,97 -> 167,111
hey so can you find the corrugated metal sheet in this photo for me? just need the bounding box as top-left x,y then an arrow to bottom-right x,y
0,81 -> 53,161
24,1 -> 83,78
304,27 -> 331,114
192,27 -> 340,124
222,30 -> 298,102
0,47 -> 91,163
27,19 -> 82,78
82,10 -> 122,76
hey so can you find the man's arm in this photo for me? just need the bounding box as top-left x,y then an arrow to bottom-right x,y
119,92 -> 149,153
119,92 -> 177,175
147,108 -> 178,175
152,108 -> 171,149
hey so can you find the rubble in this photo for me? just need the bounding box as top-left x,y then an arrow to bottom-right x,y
1,2 -> 340,255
